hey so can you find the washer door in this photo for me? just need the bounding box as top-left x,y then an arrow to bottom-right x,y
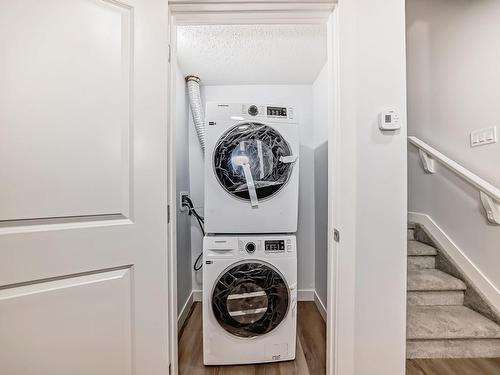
213,122 -> 295,203
211,261 -> 290,338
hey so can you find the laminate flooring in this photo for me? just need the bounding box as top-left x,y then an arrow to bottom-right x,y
178,302 -> 500,375
178,302 -> 326,375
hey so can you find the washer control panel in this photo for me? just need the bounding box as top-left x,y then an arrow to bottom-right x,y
235,236 -> 295,255
245,242 -> 256,253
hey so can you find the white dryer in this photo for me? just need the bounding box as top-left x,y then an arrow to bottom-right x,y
204,102 -> 299,234
202,234 -> 297,365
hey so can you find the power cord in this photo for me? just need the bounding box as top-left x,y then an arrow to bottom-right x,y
181,195 -> 205,271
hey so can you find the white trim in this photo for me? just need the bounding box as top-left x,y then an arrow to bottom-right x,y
408,212 -> 500,312
177,291 -> 195,333
314,291 -> 327,322
327,6 -> 355,375
166,6 -> 340,375
169,0 -> 335,24
166,12 -> 179,375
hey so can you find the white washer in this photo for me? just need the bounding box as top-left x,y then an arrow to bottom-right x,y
204,102 -> 299,234
203,234 -> 297,365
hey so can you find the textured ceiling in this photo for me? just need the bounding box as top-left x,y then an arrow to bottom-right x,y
177,24 -> 327,85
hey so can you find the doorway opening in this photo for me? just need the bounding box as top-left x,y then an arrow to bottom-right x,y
166,4 -> 339,374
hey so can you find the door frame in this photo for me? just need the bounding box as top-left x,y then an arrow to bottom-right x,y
166,2 -> 351,374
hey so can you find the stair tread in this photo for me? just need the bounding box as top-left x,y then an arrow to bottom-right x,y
407,305 -> 500,340
408,240 -> 437,256
408,269 -> 466,291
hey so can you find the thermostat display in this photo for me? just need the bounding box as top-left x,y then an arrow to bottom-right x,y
379,109 -> 401,131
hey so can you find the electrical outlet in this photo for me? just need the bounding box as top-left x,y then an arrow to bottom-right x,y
471,126 -> 497,147
179,192 -> 190,211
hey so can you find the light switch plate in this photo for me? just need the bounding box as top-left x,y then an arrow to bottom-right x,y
470,126 -> 497,147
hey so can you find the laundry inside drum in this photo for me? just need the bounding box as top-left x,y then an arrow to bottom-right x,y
227,282 -> 269,324
214,122 -> 294,201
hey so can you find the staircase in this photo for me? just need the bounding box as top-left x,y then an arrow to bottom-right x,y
406,227 -> 500,358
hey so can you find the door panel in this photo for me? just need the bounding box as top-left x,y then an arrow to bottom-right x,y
0,0 -> 132,221
0,0 -> 170,374
0,269 -> 132,375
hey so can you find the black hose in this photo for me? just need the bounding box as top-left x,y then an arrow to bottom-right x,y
181,196 -> 205,270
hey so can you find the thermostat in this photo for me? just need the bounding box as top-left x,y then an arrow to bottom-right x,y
379,109 -> 401,131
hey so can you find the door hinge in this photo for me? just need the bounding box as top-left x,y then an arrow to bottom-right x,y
167,204 -> 171,224
168,44 -> 171,63
333,229 -> 340,243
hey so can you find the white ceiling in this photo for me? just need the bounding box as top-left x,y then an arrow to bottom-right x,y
176,24 -> 327,85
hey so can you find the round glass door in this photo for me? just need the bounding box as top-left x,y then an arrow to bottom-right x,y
213,122 -> 294,201
211,261 -> 290,338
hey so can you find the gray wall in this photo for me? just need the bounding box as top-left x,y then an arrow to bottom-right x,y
314,141 -> 328,307
407,0 -> 500,289
312,64 -> 329,308
175,65 -> 192,315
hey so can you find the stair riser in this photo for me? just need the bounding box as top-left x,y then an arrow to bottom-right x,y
407,339 -> 500,358
408,256 -> 435,270
408,241 -> 437,256
407,291 -> 464,306
407,269 -> 466,292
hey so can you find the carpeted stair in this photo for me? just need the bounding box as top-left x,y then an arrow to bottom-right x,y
406,227 -> 500,358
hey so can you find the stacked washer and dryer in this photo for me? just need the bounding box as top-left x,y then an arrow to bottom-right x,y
202,102 -> 300,365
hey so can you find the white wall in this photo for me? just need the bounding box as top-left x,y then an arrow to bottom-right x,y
188,84 -> 318,292
334,0 -> 408,373
407,0 -> 500,289
174,66 -> 192,315
313,65 -> 329,308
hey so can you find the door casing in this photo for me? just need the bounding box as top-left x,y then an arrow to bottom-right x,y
165,2 -> 347,375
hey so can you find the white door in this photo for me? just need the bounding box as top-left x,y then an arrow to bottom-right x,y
0,0 -> 170,374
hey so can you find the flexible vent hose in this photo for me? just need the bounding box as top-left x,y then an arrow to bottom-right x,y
186,75 -> 205,152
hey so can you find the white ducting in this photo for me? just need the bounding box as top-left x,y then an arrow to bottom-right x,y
186,75 -> 205,152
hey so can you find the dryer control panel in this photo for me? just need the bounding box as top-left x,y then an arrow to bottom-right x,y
267,106 -> 287,118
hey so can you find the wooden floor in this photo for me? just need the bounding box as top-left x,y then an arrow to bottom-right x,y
179,302 -> 500,375
406,358 -> 500,375
178,302 -> 326,375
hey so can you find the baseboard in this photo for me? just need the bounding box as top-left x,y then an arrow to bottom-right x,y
177,291 -> 194,333
314,291 -> 327,322
298,289 -> 315,301
193,289 -> 202,302
408,212 -> 500,314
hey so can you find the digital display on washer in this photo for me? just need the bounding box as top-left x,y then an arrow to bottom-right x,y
265,240 -> 285,252
267,106 -> 287,117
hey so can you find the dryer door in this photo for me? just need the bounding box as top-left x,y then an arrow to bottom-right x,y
213,122 -> 296,206
211,261 -> 290,338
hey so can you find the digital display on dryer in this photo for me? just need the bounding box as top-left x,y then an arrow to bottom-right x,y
265,240 -> 285,252
267,107 -> 287,117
